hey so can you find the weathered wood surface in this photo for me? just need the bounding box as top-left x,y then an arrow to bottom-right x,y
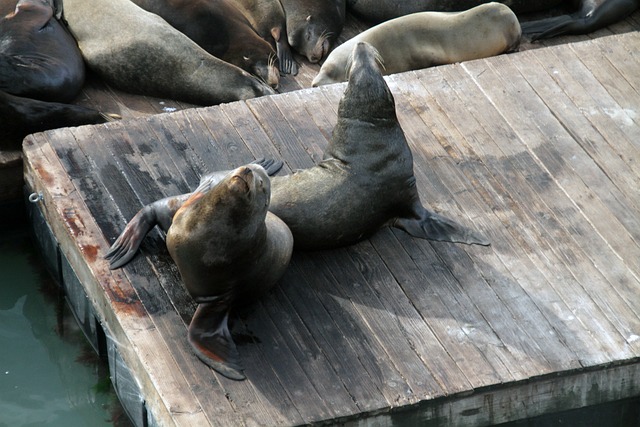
23,30 -> 640,426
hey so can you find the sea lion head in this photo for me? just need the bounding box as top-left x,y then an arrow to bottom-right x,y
339,42 -> 395,122
288,8 -> 344,63
248,52 -> 280,89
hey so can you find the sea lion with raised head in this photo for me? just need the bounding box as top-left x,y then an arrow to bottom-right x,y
165,163 -> 293,380
278,0 -> 346,63
313,3 -> 521,87
232,0 -> 299,75
106,42 -> 488,273
130,0 -> 280,88
61,0 -> 275,106
0,0 -> 85,102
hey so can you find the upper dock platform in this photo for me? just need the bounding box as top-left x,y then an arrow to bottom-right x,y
21,16 -> 640,427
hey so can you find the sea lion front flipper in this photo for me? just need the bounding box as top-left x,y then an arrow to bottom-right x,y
271,27 -> 299,76
252,157 -> 283,176
105,194 -> 190,269
394,207 -> 490,246
188,302 -> 245,381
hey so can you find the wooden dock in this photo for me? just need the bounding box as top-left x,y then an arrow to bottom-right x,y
22,27 -> 640,427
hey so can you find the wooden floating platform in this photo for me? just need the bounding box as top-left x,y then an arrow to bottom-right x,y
23,29 -> 640,426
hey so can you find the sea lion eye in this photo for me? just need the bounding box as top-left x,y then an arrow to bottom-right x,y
243,56 -> 250,61
306,15 -> 311,22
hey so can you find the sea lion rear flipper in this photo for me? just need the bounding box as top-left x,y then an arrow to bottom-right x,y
188,303 -> 245,381
522,0 -> 638,41
271,27 -> 299,75
394,207 -> 490,246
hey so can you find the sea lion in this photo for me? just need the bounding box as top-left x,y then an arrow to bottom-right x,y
0,89 -> 115,149
312,3 -> 521,87
130,0 -> 280,88
61,0 -> 275,106
106,42 -> 488,272
232,0 -> 299,75
520,0 -> 640,40
0,0 -> 85,102
165,163 -> 293,380
345,0 -> 637,39
278,0 -> 346,63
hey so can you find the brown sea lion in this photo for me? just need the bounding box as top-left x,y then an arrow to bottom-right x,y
62,0 -> 275,106
106,42 -> 488,273
130,0 -> 280,88
232,0 -> 299,75
166,163 -> 293,380
278,0 -> 346,63
313,3 -> 521,87
0,0 -> 85,102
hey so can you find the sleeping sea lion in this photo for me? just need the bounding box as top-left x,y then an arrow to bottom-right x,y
278,0 -> 346,63
312,3 -> 521,87
0,0 -> 85,102
232,0 -> 299,75
106,42 -> 488,272
61,0 -> 275,106
0,89 -> 115,148
166,163 -> 293,380
344,0 -> 637,39
130,0 -> 280,88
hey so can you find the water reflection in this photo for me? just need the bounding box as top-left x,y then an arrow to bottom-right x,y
0,230 -> 131,427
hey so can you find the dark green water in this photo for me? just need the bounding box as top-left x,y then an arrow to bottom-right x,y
0,226 -> 131,427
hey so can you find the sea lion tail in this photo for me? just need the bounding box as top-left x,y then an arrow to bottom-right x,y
394,207 -> 490,246
188,303 -> 245,380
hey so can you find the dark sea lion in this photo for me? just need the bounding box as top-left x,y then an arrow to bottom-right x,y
0,89 -> 114,149
313,3 -> 521,87
278,0 -> 346,63
268,42 -> 489,249
130,0 -> 280,88
520,0 -> 640,40
232,0 -> 299,75
62,0 -> 275,106
106,43 -> 488,273
0,0 -> 85,102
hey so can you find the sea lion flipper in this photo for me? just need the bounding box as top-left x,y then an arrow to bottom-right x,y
188,303 -> 245,381
252,157 -> 283,176
394,208 -> 490,246
105,205 -> 158,269
271,27 -> 299,76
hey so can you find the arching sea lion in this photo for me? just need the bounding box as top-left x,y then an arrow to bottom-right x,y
232,0 -> 299,75
130,0 -> 280,88
166,164 -> 293,380
278,0 -> 346,63
0,0 -> 84,102
313,3 -> 521,87
62,0 -> 275,106
345,0 -> 638,39
107,42 -> 488,268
